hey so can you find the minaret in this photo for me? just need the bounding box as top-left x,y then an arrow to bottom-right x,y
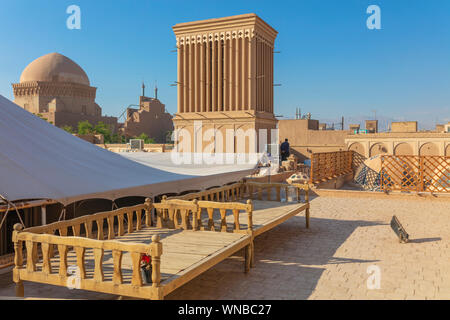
142,82 -> 145,97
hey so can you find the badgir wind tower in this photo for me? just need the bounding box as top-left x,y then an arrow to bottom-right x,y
172,13 -> 278,153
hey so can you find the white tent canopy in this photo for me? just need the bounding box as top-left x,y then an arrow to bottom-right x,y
0,95 -> 258,205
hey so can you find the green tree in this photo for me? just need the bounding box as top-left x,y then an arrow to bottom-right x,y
94,121 -> 112,143
61,125 -> 75,134
165,130 -> 173,143
35,113 -> 48,122
111,133 -> 126,144
77,120 -> 93,135
136,133 -> 155,144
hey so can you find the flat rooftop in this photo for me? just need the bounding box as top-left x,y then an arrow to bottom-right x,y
1,195 -> 449,299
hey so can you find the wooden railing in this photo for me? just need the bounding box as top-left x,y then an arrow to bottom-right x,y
160,197 -> 253,234
168,181 -> 309,229
245,181 -> 309,203
21,200 -> 153,239
168,182 -> 244,202
310,151 -> 353,184
12,223 -> 163,299
381,155 -> 450,193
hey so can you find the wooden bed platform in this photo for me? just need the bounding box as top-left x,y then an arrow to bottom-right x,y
11,181 -> 309,300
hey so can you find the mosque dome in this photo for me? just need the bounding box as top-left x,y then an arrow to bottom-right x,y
19,53 -> 90,86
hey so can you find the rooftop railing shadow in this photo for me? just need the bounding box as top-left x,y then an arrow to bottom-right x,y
166,215 -> 385,300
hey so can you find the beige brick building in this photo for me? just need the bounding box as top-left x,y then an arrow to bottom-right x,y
122,94 -> 173,143
12,53 -> 117,132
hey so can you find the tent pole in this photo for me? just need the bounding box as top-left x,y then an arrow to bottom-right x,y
41,205 -> 46,225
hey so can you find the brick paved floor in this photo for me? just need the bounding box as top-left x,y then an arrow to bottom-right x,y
1,195 -> 449,300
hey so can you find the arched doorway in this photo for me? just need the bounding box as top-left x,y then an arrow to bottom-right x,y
348,142 -> 365,157
394,143 -> 414,156
370,143 -> 388,157
419,142 -> 440,156
445,144 -> 450,156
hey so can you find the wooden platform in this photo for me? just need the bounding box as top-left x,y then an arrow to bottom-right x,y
11,181 -> 310,300
24,227 -> 250,297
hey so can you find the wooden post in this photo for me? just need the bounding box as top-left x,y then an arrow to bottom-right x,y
12,223 -> 24,297
246,200 -> 255,268
305,187 -> 310,229
151,235 -> 163,299
145,198 -> 152,227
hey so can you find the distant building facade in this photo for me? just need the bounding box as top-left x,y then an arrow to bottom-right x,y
12,53 -> 117,132
391,121 -> 418,133
122,91 -> 173,143
346,132 -> 450,157
172,14 -> 278,153
278,119 -> 349,162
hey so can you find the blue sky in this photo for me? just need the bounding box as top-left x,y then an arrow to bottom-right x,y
1,0 -> 449,130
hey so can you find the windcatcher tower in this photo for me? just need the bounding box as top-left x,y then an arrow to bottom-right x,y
172,13 -> 278,153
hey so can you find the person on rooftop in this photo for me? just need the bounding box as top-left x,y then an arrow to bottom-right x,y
280,138 -> 290,161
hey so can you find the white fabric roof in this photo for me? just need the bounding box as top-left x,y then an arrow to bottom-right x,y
0,95 -> 257,205
120,152 -> 264,176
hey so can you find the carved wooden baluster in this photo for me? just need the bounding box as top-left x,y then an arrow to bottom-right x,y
246,200 -> 254,233
151,235 -> 162,290
112,250 -> 123,285
145,198 -> 152,227
181,209 -> 188,230
118,213 -> 125,236
197,207 -> 204,231
84,221 -> 93,238
258,187 -> 263,200
232,209 -> 240,231
136,210 -> 142,231
276,186 -> 281,202
220,209 -> 227,232
126,211 -> 133,234
96,219 -> 104,240
33,242 -> 40,266
156,208 -> 163,228
221,190 -> 225,202
57,244 -> 68,276
131,252 -> 143,287
47,230 -> 55,258
59,227 -> 68,237
25,241 -> 37,272
41,242 -> 52,275
168,208 -> 176,229
107,215 -> 115,239
191,200 -> 199,230
72,224 -> 80,237
207,208 -> 215,231
75,247 -> 86,279
285,186 -> 289,202
93,248 -> 104,282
